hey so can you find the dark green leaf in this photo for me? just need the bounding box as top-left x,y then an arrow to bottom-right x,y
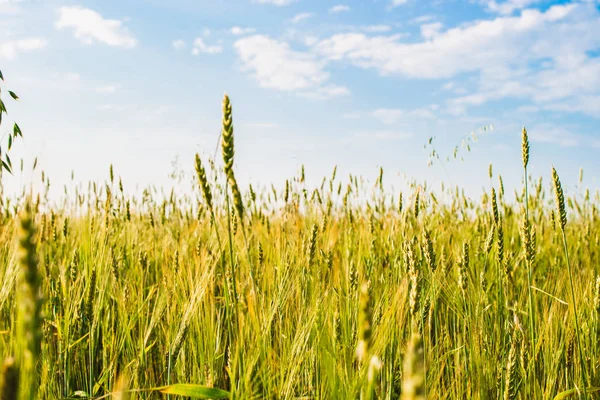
8,91 -> 18,101
6,154 -> 12,170
156,384 -> 230,399
33,157 -> 38,170
8,134 -> 12,150
2,160 -> 11,174
0,69 -> 3,81
13,123 -> 22,138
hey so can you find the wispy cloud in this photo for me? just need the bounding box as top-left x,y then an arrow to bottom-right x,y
290,12 -> 314,24
390,0 -> 409,8
234,34 -> 348,99
231,26 -> 256,36
299,84 -> 350,100
96,84 -> 118,94
362,25 -> 392,33
254,0 -> 296,5
330,4 -> 350,13
0,38 -> 46,59
411,15 -> 436,24
420,22 -> 443,39
172,39 -> 185,50
55,6 -> 137,48
528,125 -> 581,147
315,4 -> 600,117
191,38 -> 222,55
485,0 -> 539,15
0,0 -> 22,14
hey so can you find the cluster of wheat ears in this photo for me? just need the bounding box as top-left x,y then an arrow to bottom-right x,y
0,94 -> 599,399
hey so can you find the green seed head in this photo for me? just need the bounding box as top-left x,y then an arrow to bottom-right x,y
221,94 -> 234,179
551,167 -> 567,231
194,153 -> 214,212
491,188 -> 499,225
521,127 -> 530,170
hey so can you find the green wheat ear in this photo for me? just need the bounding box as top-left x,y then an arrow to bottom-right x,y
194,153 -> 214,213
220,94 -> 244,221
504,327 -> 521,400
521,127 -> 529,170
551,167 -> 567,231
491,187 -> 499,225
221,94 -> 234,179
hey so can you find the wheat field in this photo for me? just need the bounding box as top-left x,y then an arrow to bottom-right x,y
1,95 -> 599,399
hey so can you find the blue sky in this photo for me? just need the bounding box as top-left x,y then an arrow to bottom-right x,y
1,0 -> 599,201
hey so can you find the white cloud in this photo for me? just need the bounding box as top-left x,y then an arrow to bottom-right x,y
315,5 -> 588,78
342,112 -> 361,119
254,0 -> 295,5
234,34 -> 348,98
441,81 -> 468,94
330,5 -> 350,13
299,84 -> 350,100
303,35 -> 319,46
544,96 -> 600,118
231,26 -> 256,36
390,0 -> 409,8
66,72 -> 81,82
0,38 -> 46,60
290,12 -> 314,24
362,25 -> 392,33
517,105 -> 539,113
485,0 -> 539,15
528,125 -> 581,147
0,0 -> 21,14
172,39 -> 185,50
55,6 -> 137,48
411,15 -> 436,24
420,22 -> 443,39
314,3 -> 600,116
96,84 -> 118,94
191,38 -> 223,54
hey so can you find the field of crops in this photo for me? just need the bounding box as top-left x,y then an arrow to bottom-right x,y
1,95 -> 599,399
